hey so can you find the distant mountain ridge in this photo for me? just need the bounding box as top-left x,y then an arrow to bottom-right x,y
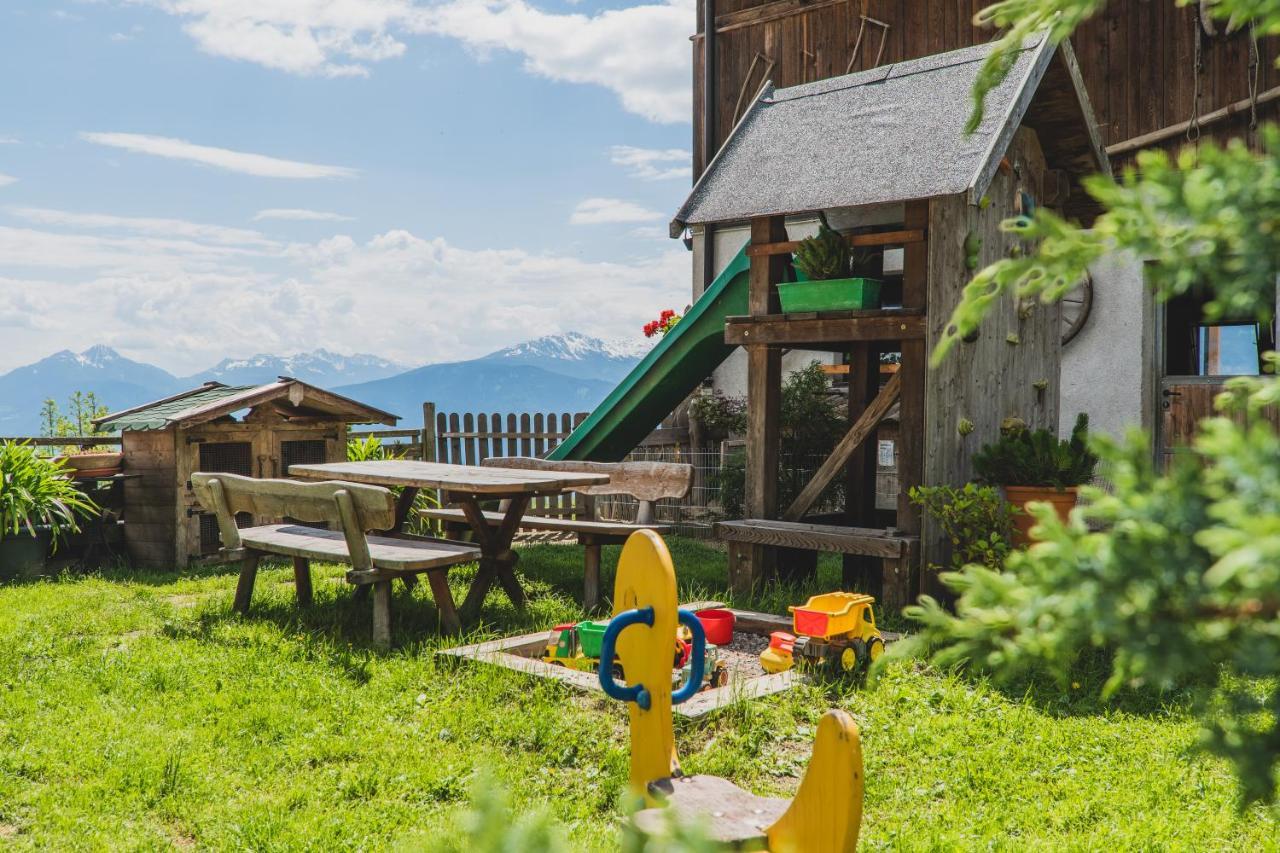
0,333 -> 642,434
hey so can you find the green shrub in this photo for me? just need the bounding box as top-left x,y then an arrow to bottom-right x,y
0,441 -> 98,550
972,413 -> 1097,489
792,225 -> 849,281
909,483 -> 1017,572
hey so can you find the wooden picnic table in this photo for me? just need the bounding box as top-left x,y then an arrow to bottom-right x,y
288,460 -> 610,627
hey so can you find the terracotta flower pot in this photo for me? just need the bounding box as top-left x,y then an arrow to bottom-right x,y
58,452 -> 123,479
1004,485 -> 1078,545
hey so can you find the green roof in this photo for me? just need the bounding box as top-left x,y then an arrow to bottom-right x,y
99,384 -> 254,431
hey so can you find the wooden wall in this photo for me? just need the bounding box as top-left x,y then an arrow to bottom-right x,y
922,128 -> 1060,568
694,0 -> 1278,174
120,430 -> 178,570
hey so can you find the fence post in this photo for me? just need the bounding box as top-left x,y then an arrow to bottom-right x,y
421,402 -> 437,462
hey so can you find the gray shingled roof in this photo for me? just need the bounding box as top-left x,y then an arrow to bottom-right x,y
671,35 -> 1107,235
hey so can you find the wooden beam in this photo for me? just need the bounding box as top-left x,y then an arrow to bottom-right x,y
745,229 -> 926,258
782,371 -> 901,522
897,200 -> 928,542
843,341 -> 882,593
716,519 -> 911,560
725,313 -> 924,346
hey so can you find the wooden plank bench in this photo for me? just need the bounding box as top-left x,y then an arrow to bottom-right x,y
715,519 -> 918,610
420,456 -> 693,609
192,472 -> 480,646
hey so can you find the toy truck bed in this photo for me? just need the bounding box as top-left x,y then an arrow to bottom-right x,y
789,592 -> 875,639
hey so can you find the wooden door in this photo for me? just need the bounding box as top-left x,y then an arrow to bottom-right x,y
1159,378 -> 1280,467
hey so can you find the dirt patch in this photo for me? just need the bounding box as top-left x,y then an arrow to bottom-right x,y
0,823 -> 19,839
715,632 -> 771,682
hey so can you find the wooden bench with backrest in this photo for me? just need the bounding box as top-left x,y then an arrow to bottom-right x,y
191,472 -> 480,647
420,456 -> 693,609
715,518 -> 919,610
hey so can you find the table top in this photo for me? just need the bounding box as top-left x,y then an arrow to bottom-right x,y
289,460 -> 610,495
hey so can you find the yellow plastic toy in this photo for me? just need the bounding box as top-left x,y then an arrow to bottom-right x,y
600,530 -> 865,851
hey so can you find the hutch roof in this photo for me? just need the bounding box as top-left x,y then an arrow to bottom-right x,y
670,35 -> 1110,236
96,378 -> 399,432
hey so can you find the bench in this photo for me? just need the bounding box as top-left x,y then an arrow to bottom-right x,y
192,472 -> 480,646
420,456 -> 693,609
715,519 -> 919,610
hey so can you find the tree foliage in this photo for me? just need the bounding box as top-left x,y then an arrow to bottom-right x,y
906,0 -> 1280,804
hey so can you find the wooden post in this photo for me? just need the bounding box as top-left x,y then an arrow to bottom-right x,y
897,200 -> 928,601
843,342 -> 885,595
421,402 -> 437,462
732,216 -> 787,594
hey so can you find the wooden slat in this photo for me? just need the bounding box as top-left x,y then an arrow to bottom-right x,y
479,456 -> 692,501
715,519 -> 911,559
745,229 -> 927,257
725,313 -> 925,345
421,506 -> 672,537
289,460 -> 610,494
447,412 -> 462,466
191,472 -> 396,530
238,524 -> 478,571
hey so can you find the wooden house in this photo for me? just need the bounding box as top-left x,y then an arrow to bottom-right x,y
95,379 -> 397,569
674,35 -> 1109,602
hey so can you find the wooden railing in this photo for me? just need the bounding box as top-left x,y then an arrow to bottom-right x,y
2,435 -> 123,453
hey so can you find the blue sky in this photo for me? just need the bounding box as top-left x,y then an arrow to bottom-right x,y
0,0 -> 696,373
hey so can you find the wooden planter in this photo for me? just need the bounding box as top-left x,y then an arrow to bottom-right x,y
1004,485 -> 1078,545
59,452 -> 124,479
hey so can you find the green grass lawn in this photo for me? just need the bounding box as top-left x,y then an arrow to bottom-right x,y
1,538 -> 1276,850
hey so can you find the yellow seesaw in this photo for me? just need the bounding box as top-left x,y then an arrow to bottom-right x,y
597,530 -> 864,851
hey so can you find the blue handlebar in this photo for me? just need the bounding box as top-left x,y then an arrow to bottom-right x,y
671,609 -> 707,705
598,607 -> 654,710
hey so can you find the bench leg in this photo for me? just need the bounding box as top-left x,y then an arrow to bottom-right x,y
233,553 -> 260,613
293,557 -> 313,607
426,571 -> 462,635
582,541 -> 602,612
371,581 -> 392,649
353,584 -> 371,603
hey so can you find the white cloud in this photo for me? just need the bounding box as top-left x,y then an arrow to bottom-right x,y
9,206 -> 279,248
0,137 -> 19,145
570,197 -> 664,225
80,132 -> 358,179
0,174 -> 16,187
120,0 -> 692,123
0,214 -> 687,372
610,145 -> 691,180
254,208 -> 354,222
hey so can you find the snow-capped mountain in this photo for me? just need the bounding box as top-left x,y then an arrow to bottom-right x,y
479,332 -> 645,382
0,346 -> 182,434
184,349 -> 408,388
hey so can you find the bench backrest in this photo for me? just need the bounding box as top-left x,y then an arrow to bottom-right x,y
480,456 -> 692,525
191,472 -> 395,568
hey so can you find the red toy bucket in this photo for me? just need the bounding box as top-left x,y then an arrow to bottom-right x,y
696,609 -> 735,645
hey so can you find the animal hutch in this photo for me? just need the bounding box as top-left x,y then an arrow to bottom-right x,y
671,37 -> 1110,604
95,379 -> 397,569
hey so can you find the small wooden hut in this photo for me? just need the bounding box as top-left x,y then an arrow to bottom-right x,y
96,378 -> 397,569
673,36 -> 1110,604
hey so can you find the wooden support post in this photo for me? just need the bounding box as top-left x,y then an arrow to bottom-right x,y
735,216 -> 787,594
233,553 -> 260,613
422,402 -> 437,462
843,343 -> 885,594
582,538 -> 602,611
293,557 -> 313,607
371,580 -> 392,650
898,200 -> 928,602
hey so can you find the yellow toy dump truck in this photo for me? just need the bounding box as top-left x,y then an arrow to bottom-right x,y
760,592 -> 885,674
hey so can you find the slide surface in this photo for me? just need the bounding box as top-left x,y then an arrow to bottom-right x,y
549,243 -> 750,462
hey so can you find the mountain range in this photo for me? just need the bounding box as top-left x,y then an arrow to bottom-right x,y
0,334 -> 644,434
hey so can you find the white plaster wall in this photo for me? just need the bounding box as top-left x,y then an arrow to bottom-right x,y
1059,251 -> 1153,439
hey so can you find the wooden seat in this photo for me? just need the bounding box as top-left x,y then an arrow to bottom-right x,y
717,518 -> 918,610
192,472 -> 479,646
420,456 -> 692,609
420,507 -> 673,537
634,775 -> 788,844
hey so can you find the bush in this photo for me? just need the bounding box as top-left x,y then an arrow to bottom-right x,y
0,441 -> 97,550
972,413 -> 1097,489
792,224 -> 850,281
909,483 -> 1017,572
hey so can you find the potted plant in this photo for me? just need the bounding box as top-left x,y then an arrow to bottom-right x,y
972,414 -> 1098,544
0,442 -> 98,580
778,225 -> 881,313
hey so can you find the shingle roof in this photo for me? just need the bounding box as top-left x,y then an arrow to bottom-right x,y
96,379 -> 398,431
671,35 -> 1109,235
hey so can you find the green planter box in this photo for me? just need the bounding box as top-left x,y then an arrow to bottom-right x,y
778,277 -> 881,312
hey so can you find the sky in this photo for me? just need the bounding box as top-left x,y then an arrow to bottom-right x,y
0,0 -> 698,374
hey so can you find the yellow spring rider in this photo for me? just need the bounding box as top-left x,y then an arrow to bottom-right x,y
598,530 -> 865,851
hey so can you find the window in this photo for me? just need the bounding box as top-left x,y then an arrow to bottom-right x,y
1164,288 -> 1275,377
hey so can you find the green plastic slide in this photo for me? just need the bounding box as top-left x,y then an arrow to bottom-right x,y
549,242 -> 751,462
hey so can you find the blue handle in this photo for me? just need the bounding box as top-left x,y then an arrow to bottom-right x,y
672,609 -> 707,705
598,607 -> 654,710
